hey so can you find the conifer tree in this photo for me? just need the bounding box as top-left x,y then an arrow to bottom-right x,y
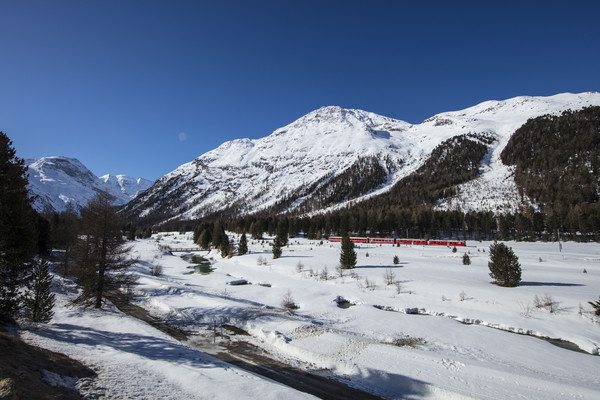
198,228 -> 211,250
212,222 -> 225,249
238,233 -> 248,255
276,219 -> 289,247
488,241 -> 521,287
0,132 -> 37,319
220,234 -> 230,258
24,258 -> 55,323
51,204 -> 79,275
340,234 -> 357,269
589,297 -> 600,316
272,235 -> 283,259
72,191 -> 136,308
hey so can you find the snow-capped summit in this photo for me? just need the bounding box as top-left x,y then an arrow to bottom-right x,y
100,174 -> 153,201
26,156 -> 152,213
122,92 -> 600,224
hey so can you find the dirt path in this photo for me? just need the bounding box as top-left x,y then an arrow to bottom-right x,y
109,294 -> 384,400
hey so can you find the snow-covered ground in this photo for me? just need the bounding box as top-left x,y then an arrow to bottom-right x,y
23,234 -> 600,399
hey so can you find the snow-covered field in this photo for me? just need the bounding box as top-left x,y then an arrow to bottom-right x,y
23,234 -> 600,399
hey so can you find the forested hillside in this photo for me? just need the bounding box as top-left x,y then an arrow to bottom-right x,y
501,106 -> 600,237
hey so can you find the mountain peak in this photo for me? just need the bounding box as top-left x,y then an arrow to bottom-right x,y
26,157 -> 153,213
121,92 -> 600,224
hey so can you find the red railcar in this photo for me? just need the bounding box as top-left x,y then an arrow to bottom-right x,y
326,236 -> 467,246
370,238 -> 395,244
428,240 -> 448,246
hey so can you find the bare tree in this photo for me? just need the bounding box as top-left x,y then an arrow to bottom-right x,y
72,191 -> 136,308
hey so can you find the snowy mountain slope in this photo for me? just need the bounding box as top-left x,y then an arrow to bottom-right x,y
26,156 -> 152,213
123,92 -> 600,224
100,174 -> 153,202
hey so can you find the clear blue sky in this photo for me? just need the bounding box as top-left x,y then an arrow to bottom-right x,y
2,0 -> 598,181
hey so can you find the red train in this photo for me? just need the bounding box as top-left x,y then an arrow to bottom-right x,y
328,236 -> 466,247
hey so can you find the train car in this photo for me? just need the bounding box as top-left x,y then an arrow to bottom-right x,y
428,239 -> 448,246
327,236 -> 467,247
370,238 -> 395,244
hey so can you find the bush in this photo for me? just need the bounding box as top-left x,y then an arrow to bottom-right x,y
462,253 -> 471,265
384,268 -> 396,285
488,242 -> 521,287
150,264 -> 163,277
393,255 -> 399,264
281,290 -> 299,310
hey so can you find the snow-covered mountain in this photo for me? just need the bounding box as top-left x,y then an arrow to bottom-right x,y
26,156 -> 153,213
100,174 -> 153,202
122,92 -> 600,224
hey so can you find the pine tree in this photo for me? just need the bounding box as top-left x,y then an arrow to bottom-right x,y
276,220 -> 289,247
72,191 -> 136,308
238,233 -> 248,255
272,235 -> 283,259
488,241 -> 521,287
0,132 -> 37,319
212,222 -> 225,249
589,297 -> 600,316
198,228 -> 211,250
220,234 -> 230,258
24,258 -> 55,323
59,204 -> 79,275
340,234 -> 357,269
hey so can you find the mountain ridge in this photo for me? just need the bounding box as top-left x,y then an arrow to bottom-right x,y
26,156 -> 153,213
120,92 -> 600,225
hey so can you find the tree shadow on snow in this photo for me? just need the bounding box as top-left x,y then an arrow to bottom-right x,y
32,323 -> 225,369
519,281 -> 585,287
355,264 -> 407,269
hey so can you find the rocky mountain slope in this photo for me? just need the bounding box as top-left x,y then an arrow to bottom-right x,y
26,156 -> 152,213
122,92 -> 600,225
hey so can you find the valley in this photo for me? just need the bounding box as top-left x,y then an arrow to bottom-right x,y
20,234 -> 600,399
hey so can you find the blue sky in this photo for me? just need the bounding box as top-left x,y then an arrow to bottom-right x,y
2,0 -> 598,181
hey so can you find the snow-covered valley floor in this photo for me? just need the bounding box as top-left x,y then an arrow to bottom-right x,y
22,235 -> 600,399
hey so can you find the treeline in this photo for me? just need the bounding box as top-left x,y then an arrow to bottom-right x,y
222,206 -> 584,242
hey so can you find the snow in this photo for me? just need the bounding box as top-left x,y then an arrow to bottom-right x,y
26,156 -> 153,212
21,234 -> 600,399
128,92 -> 600,223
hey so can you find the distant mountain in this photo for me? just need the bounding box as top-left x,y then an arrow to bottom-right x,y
26,156 -> 152,213
121,92 -> 600,225
100,174 -> 153,202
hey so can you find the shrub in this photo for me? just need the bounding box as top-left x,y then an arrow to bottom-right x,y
384,268 -> 396,285
462,253 -> 471,265
281,290 -> 299,310
393,255 -> 399,264
150,264 -> 163,277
